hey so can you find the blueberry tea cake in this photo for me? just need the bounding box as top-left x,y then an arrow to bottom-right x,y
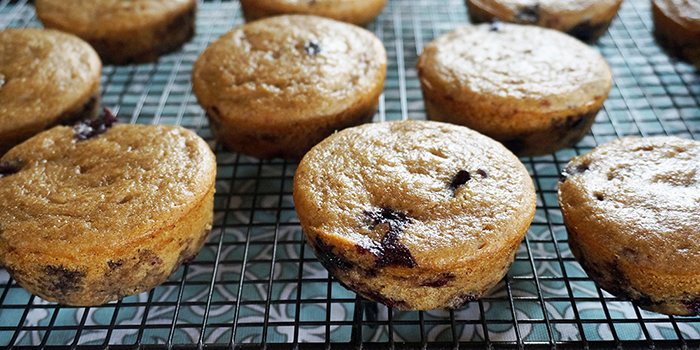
558,136 -> 700,316
0,111 -> 216,306
293,120 -> 536,310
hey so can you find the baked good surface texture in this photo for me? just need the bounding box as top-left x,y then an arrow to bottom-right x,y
0,28 -> 101,155
466,0 -> 624,42
417,23 -> 612,157
239,0 -> 388,26
192,15 -> 386,160
0,117 -> 216,306
34,0 -> 196,64
652,0 -> 700,66
293,120 -> 537,310
558,136 -> 700,316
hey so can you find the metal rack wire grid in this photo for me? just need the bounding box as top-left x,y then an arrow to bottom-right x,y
1,0 -> 700,349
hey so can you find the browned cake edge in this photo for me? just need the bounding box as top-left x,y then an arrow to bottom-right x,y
3,182 -> 214,306
566,220 -> 700,316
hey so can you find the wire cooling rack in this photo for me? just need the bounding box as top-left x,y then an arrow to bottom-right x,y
2,0 -> 700,349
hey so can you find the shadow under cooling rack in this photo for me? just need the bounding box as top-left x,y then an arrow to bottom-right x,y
2,0 -> 700,349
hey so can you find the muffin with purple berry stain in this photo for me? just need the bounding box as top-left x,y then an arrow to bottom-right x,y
466,0 -> 624,43
293,120 -> 536,310
558,136 -> 700,316
0,110 -> 216,306
0,28 -> 101,155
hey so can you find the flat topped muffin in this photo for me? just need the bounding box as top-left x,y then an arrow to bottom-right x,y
35,0 -> 196,64
0,115 -> 216,306
417,23 -> 612,156
652,0 -> 700,66
193,15 -> 386,159
239,0 -> 388,26
0,28 -> 101,155
293,120 -> 536,310
559,136 -> 700,315
466,0 -> 624,42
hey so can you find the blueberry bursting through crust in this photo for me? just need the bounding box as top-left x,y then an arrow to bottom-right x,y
360,207 -> 418,268
0,158 -> 22,178
73,108 -> 119,141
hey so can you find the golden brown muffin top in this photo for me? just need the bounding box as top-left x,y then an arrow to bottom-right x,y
192,15 -> 386,128
34,0 -> 195,36
558,136 -> 700,274
0,28 -> 101,138
293,120 -> 536,270
417,23 -> 612,113
0,122 -> 216,265
240,0 -> 388,24
653,0 -> 700,26
469,0 -> 623,16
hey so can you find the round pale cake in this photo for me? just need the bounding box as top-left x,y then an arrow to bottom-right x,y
293,120 -> 537,310
239,0 -> 388,26
0,28 -> 101,155
35,0 -> 196,64
652,0 -> 700,67
0,113 -> 216,306
559,136 -> 700,316
417,23 -> 613,157
466,0 -> 624,42
192,15 -> 386,159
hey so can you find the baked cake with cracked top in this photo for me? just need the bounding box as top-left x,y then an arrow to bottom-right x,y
558,136 -> 700,316
0,112 -> 216,306
293,120 -> 536,310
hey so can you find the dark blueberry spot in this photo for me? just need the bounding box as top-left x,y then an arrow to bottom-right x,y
450,293 -> 478,309
183,253 -> 199,264
211,105 -> 221,117
682,298 -> 700,316
138,249 -> 163,267
420,273 -> 455,288
489,20 -> 503,32
559,163 -> 590,183
303,41 -> 322,56
515,4 -> 540,23
0,158 -> 22,178
594,193 -> 605,201
107,260 -> 123,269
567,20 -> 608,43
365,206 -> 409,228
450,170 -> 471,190
314,237 -> 355,271
44,265 -> 85,295
351,282 -> 408,309
362,207 -> 417,268
58,94 -> 100,127
73,108 -> 118,141
635,294 -> 655,307
476,169 -> 489,178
